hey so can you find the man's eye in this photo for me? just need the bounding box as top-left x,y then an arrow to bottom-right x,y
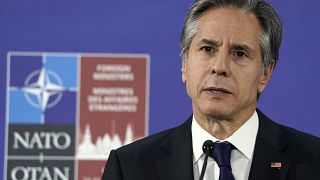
200,46 -> 214,53
234,51 -> 247,58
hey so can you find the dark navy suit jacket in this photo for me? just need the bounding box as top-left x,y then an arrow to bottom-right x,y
102,109 -> 320,180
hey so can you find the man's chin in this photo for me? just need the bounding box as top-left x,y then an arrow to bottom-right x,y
201,108 -> 233,121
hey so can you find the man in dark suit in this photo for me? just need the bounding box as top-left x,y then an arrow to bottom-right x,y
102,0 -> 320,179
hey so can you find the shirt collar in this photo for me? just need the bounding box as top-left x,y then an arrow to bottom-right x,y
191,111 -> 259,164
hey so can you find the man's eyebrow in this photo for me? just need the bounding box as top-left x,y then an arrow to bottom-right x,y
198,39 -> 222,47
231,44 -> 254,54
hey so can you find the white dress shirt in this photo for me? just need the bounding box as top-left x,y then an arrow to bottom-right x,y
192,111 -> 259,180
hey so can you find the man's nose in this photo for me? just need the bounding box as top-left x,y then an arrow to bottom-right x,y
209,52 -> 230,77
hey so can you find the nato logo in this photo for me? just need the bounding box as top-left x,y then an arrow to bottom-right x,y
8,53 -> 78,124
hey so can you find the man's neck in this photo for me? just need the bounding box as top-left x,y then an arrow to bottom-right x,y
193,107 -> 256,140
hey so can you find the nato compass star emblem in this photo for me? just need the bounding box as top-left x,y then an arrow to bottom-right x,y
22,67 -> 65,111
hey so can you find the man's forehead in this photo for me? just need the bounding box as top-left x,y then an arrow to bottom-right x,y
192,7 -> 261,48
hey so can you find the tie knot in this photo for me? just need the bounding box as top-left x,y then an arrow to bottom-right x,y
211,142 -> 233,168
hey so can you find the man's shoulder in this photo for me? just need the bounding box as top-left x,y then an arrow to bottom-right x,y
118,126 -> 177,153
102,118 -> 193,179
260,111 -> 320,164
257,109 -> 320,148
257,109 -> 320,160
115,117 -> 192,158
107,125 -> 178,170
279,123 -> 320,150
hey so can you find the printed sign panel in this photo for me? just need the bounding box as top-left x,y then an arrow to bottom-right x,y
4,52 -> 149,180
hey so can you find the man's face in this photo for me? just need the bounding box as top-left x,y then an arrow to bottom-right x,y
182,7 -> 274,121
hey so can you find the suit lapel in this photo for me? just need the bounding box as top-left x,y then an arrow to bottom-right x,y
156,116 -> 194,180
249,109 -> 291,180
154,111 -> 294,180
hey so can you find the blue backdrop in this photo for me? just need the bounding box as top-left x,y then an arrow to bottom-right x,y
1,0 -> 320,178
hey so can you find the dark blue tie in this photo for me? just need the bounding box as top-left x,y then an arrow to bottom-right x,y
211,142 -> 235,180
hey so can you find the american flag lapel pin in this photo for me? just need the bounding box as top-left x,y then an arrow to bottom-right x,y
271,162 -> 282,169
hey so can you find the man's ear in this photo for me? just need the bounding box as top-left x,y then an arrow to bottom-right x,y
258,60 -> 275,93
181,61 -> 187,83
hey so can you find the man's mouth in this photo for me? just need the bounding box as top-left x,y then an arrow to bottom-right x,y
203,87 -> 232,94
